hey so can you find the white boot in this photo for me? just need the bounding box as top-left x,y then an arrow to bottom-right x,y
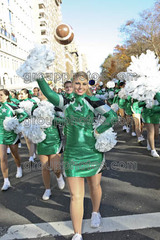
72,233 -> 83,240
16,167 -> 23,178
42,189 -> 51,200
131,132 -> 136,137
91,212 -> 102,228
151,149 -> 159,158
1,178 -> 11,191
56,174 -> 65,190
138,136 -> 145,143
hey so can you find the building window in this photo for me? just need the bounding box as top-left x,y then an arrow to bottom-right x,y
9,10 -> 12,23
0,55 -> 3,67
41,30 -> 46,35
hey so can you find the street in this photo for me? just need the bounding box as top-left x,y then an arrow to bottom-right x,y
0,125 -> 160,240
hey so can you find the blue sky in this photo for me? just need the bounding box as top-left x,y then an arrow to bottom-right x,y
61,0 -> 155,74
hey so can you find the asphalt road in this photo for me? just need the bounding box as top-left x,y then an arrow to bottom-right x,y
0,124 -> 160,240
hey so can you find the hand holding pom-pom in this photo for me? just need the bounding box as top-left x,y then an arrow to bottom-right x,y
94,128 -> 117,152
93,116 -> 117,152
16,44 -> 55,82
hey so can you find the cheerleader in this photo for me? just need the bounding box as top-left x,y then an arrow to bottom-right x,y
33,87 -> 39,97
140,92 -> 160,157
0,89 -> 28,191
131,100 -> 144,142
36,72 -> 117,240
19,88 -> 37,162
33,90 -> 65,200
64,81 -> 74,100
9,90 -> 20,104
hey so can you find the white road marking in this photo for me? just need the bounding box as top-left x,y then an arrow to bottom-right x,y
1,212 -> 160,239
117,140 -> 126,143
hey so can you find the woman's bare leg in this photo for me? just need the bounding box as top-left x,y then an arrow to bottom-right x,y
0,145 -> 8,178
67,177 -> 84,234
145,123 -> 155,150
24,136 -> 35,157
86,173 -> 102,212
132,114 -> 142,138
9,144 -> 21,167
49,154 -> 61,178
39,155 -> 50,189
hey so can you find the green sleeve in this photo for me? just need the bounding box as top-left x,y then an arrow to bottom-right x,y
152,105 -> 160,113
155,92 -> 160,103
118,98 -> 126,109
37,78 -> 61,107
138,101 -> 146,107
96,109 -> 118,134
16,109 -> 29,123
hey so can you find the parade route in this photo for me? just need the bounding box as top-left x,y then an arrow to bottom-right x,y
0,126 -> 160,240
1,212 -> 160,240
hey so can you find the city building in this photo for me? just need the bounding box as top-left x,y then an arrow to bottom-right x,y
0,0 -> 40,89
0,0 -> 88,90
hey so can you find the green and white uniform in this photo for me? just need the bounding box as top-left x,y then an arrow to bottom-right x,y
37,78 -> 117,177
34,101 -> 64,155
118,96 -> 132,116
141,93 -> 160,124
0,102 -> 28,145
131,100 -> 143,114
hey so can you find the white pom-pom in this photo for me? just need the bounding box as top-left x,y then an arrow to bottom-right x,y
19,100 -> 34,116
94,128 -> 117,152
106,81 -> 115,89
109,91 -> 114,99
16,44 -> 55,82
111,103 -> 119,112
21,118 -> 46,143
117,50 -> 160,106
145,100 -> 154,109
33,100 -> 55,128
3,117 -> 22,134
118,88 -> 127,99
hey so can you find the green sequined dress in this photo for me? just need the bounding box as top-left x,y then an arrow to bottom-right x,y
37,78 -> 117,177
0,102 -> 28,145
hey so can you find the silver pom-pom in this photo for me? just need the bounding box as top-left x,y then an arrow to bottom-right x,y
117,50 -> 160,107
118,88 -> 127,99
93,115 -> 117,152
106,81 -> 115,89
108,91 -> 114,99
111,103 -> 119,112
16,44 -> 55,81
21,118 -> 46,143
3,117 -> 22,134
19,100 -> 34,116
94,128 -> 117,152
33,100 -> 55,128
